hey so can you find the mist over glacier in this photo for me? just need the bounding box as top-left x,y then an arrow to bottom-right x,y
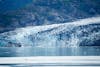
0,17 -> 100,47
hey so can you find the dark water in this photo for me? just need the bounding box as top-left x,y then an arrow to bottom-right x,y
0,46 -> 100,57
0,65 -> 100,67
0,46 -> 100,67
0,65 -> 99,67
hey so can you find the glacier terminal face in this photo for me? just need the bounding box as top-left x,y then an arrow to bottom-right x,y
0,17 -> 100,47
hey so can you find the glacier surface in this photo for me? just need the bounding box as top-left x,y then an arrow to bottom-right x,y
0,17 -> 100,47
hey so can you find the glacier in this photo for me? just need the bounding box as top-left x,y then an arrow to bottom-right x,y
0,17 -> 100,47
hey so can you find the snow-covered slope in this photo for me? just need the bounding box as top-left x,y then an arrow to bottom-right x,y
0,17 -> 100,47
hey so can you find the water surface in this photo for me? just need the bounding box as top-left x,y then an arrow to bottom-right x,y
0,46 -> 100,57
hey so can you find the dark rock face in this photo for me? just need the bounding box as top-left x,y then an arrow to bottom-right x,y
0,0 -> 100,33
